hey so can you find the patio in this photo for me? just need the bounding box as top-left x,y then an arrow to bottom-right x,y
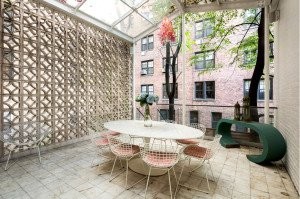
0,140 -> 298,199
0,0 -> 299,198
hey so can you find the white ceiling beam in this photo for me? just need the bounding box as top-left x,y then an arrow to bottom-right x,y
111,0 -> 149,28
40,0 -> 133,43
133,10 -> 181,43
186,0 -> 268,13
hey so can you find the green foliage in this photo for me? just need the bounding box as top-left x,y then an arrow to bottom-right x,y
151,0 -> 174,22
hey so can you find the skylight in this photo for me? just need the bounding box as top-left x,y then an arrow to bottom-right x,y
44,0 -> 269,42
79,0 -> 132,25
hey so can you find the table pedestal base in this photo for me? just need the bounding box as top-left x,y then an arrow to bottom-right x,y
128,158 -> 167,176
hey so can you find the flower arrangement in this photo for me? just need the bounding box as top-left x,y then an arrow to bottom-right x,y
135,93 -> 159,127
135,93 -> 159,107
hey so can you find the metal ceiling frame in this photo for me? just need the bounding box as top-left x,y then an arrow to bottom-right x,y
40,0 -> 134,42
41,0 -> 274,43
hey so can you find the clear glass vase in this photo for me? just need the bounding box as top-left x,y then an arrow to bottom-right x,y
144,104 -> 152,127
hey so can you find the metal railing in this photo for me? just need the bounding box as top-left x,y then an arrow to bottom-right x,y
136,103 -> 278,130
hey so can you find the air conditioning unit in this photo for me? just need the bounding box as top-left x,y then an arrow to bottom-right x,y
140,69 -> 147,75
141,51 -> 145,56
162,67 -> 166,73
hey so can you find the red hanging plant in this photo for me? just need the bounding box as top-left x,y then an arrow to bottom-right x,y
158,17 -> 176,45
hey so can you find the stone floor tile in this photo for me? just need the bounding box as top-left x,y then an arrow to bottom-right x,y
231,190 -> 250,199
1,188 -> 31,199
59,189 -> 87,199
0,141 -> 298,199
250,189 -> 269,199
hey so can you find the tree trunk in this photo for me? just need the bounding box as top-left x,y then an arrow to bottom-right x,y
249,8 -> 265,122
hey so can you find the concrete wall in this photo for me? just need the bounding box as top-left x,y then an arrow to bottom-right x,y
276,0 -> 300,192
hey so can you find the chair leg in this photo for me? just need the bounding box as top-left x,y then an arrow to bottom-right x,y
125,159 -> 129,189
167,170 -> 173,199
205,164 -> 211,192
109,156 -> 118,181
175,159 -> 187,198
144,166 -> 152,199
208,161 -> 216,181
5,151 -> 12,171
172,167 -> 177,183
37,145 -> 42,164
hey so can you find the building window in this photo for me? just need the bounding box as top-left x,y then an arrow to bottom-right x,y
190,111 -> 199,124
159,109 -> 175,121
141,84 -> 154,94
243,50 -> 256,65
195,19 -> 213,39
162,56 -> 178,73
141,35 -> 154,51
141,60 -> 154,75
195,81 -> 215,99
195,51 -> 215,70
163,83 -> 178,99
211,112 -> 222,129
244,78 -> 273,100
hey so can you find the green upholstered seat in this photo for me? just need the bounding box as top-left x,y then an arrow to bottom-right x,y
216,119 -> 287,164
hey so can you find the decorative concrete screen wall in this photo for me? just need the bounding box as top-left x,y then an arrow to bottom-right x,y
0,0 -> 132,157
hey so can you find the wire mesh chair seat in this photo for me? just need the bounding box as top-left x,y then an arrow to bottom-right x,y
176,123 -> 206,147
141,143 -> 181,199
143,151 -> 178,168
88,128 -> 118,175
109,135 -> 146,190
175,135 -> 222,195
111,143 -> 140,157
0,122 -> 52,171
100,131 -> 121,138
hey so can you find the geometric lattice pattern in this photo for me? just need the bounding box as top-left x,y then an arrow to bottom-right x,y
0,0 -> 132,157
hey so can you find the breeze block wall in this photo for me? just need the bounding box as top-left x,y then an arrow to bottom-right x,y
0,0 -> 132,157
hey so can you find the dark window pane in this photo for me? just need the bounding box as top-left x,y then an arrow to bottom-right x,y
190,111 -> 199,124
163,83 -> 178,99
212,112 -> 222,128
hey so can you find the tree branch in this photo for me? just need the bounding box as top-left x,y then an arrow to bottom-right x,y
230,11 -> 262,64
214,22 -> 258,51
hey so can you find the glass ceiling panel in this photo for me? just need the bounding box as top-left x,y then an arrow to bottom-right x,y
122,0 -> 144,7
137,0 -> 158,24
115,11 -> 153,37
63,0 -> 81,7
79,0 -> 132,25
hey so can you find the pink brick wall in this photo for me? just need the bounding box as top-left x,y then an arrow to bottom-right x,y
134,22 -> 274,128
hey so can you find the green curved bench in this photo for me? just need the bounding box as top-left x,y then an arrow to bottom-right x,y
216,118 -> 287,164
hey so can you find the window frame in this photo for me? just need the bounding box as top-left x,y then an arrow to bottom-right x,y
194,81 -> 215,100
159,109 -> 175,121
162,83 -> 178,99
162,56 -> 178,73
243,78 -> 273,100
211,112 -> 222,129
189,111 -> 199,124
194,51 -> 215,70
195,19 -> 213,39
141,84 -> 154,95
141,60 -> 154,75
141,35 -> 154,51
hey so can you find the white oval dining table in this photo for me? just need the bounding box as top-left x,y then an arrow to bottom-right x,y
104,120 -> 204,176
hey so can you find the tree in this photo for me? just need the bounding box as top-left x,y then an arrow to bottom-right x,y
158,17 -> 183,121
187,8 -> 272,121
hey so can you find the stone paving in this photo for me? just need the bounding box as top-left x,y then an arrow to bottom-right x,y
0,140 -> 298,199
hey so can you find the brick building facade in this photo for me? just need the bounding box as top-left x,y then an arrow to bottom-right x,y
134,17 -> 274,129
